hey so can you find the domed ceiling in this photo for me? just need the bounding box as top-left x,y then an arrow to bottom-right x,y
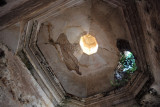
19,0 -> 151,106
36,0 -> 130,98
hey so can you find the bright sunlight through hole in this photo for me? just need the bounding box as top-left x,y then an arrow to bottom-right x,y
80,34 -> 98,55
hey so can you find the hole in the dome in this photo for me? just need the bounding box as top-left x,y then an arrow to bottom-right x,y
116,39 -> 131,52
80,34 -> 98,55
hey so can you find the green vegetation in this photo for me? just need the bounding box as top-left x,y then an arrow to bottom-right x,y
111,51 -> 137,87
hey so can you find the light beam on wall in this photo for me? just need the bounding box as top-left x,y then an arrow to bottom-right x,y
80,34 -> 98,55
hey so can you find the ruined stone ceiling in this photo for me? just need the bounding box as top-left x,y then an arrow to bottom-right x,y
0,0 -> 153,106
30,0 -> 131,98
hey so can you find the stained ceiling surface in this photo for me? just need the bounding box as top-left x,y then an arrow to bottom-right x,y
36,0 -> 130,98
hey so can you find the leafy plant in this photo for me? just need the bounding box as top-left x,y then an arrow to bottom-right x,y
111,51 -> 137,87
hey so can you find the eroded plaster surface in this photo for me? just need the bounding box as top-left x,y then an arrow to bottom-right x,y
0,0 -> 159,106
0,23 -> 20,52
0,44 -> 54,107
136,0 -> 160,94
37,0 -> 130,97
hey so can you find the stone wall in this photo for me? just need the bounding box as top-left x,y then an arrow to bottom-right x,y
136,0 -> 160,106
136,0 -> 160,94
0,0 -> 160,106
0,44 -> 54,107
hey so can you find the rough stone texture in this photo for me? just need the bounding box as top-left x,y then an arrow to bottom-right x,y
141,94 -> 160,107
0,0 -> 160,106
0,0 -> 29,16
0,44 -> 54,107
0,0 -> 57,30
0,23 -> 20,52
136,0 -> 160,94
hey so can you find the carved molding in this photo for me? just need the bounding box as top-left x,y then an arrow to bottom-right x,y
17,0 -> 152,106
